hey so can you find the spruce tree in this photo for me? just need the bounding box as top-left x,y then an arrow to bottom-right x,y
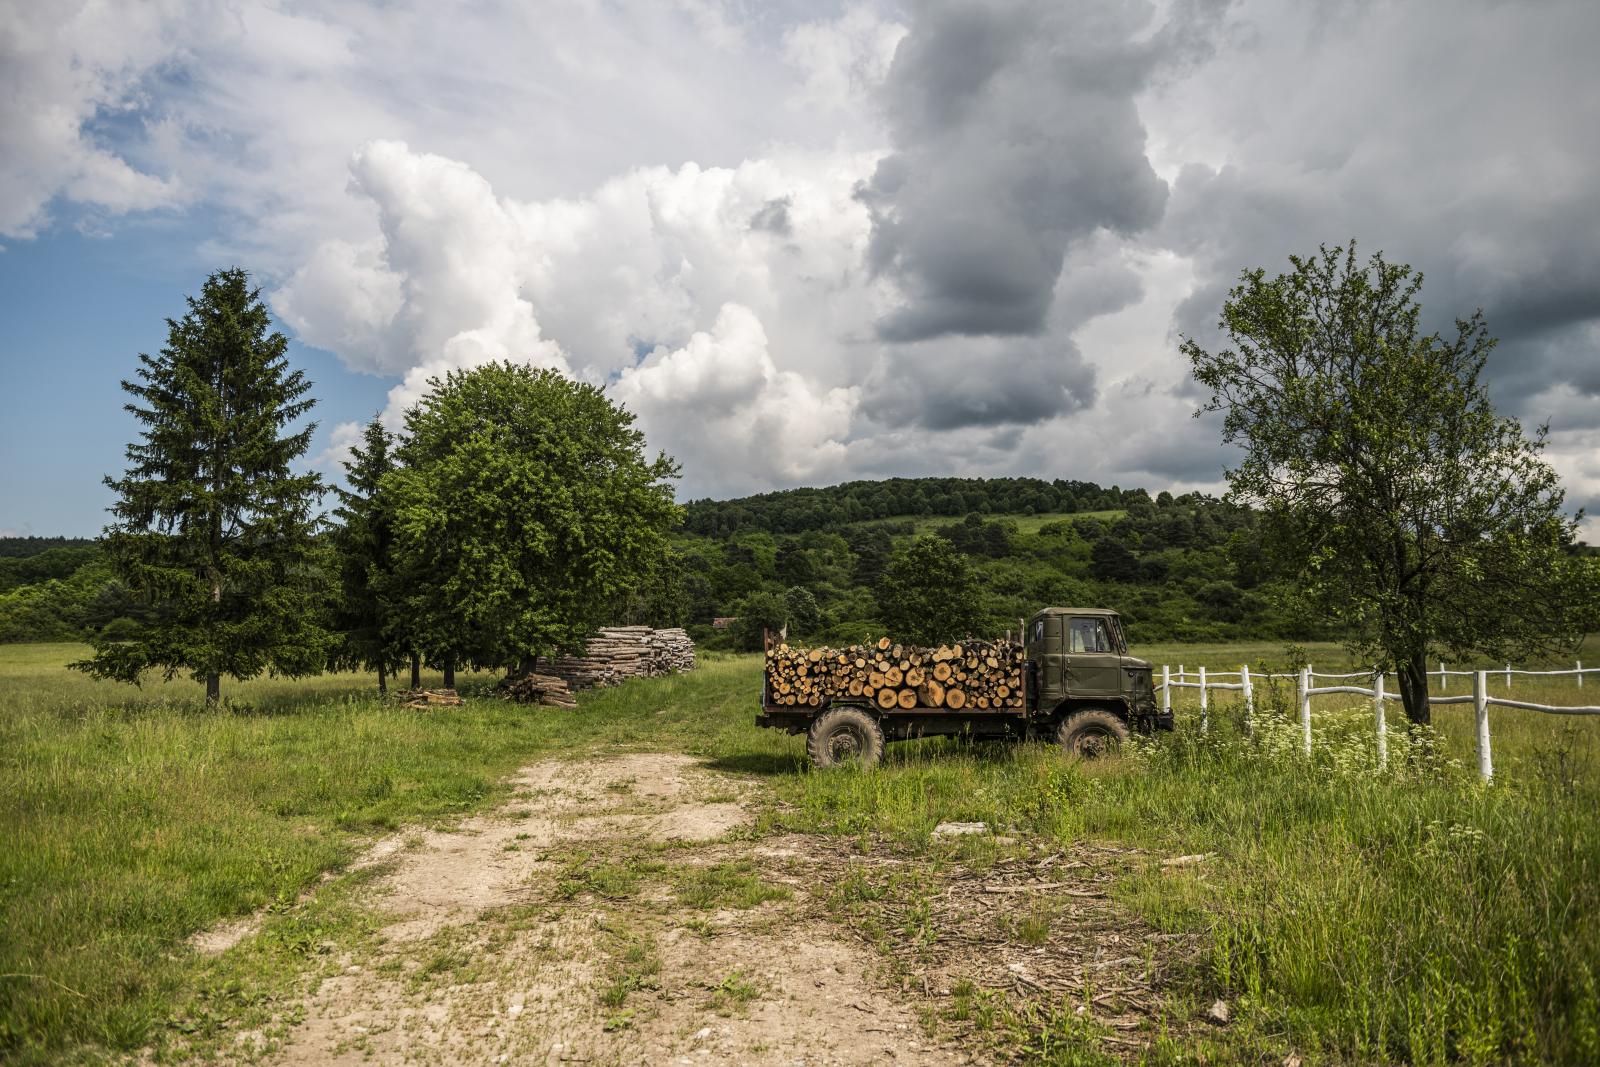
74,268 -> 329,704
329,417 -> 405,693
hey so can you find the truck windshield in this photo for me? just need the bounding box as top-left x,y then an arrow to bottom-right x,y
1068,618 -> 1114,653
1108,615 -> 1128,654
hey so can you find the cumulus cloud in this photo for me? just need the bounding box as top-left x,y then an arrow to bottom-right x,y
1154,1 -> 1600,383
613,304 -> 857,491
278,140 -> 882,492
864,334 -> 1097,431
0,1 -> 183,237
278,140 -> 569,430
9,0 -> 1600,534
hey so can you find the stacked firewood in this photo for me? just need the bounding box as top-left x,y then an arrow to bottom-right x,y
498,672 -> 579,708
766,636 -> 1024,710
542,626 -> 696,689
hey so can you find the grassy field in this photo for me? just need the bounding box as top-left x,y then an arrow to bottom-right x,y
0,644 -> 784,1061
3,640 -> 1599,1063
903,509 -> 1128,535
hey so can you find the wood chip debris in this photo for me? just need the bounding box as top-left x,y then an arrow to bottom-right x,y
1160,853 -> 1216,867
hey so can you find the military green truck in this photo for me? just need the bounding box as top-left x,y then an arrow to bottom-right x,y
756,606 -> 1170,767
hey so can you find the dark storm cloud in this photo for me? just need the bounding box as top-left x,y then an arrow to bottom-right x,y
860,0 -> 1217,343
863,334 -> 1098,431
1165,165 -> 1600,414
1157,0 -> 1600,422
1114,406 -> 1236,483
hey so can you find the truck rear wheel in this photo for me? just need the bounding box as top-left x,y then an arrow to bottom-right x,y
807,707 -> 885,768
1056,709 -> 1128,758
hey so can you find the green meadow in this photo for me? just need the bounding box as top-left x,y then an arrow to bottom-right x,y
3,639 -> 1598,1063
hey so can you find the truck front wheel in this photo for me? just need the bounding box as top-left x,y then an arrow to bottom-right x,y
1056,709 -> 1129,758
807,707 -> 886,768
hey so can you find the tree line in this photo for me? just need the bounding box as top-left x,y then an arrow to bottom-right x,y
66,269 -> 680,705
672,492 -> 1297,654
0,481 -> 1303,653
681,477 -> 1143,537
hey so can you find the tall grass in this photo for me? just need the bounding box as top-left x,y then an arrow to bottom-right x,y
4,641 -> 1598,1063
777,684 -> 1600,1064
0,644 -> 782,1060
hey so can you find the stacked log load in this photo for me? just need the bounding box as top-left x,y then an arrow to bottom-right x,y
766,636 -> 1024,711
542,626 -> 696,689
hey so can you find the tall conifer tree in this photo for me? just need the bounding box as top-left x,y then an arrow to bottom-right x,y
329,417 -> 405,692
74,268 -> 328,704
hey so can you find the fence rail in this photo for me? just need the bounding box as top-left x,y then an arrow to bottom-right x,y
1155,661 -> 1600,781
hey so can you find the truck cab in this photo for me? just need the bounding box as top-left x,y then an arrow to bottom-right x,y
1025,607 -> 1169,733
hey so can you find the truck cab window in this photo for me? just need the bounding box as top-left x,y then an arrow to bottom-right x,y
1069,618 -> 1113,653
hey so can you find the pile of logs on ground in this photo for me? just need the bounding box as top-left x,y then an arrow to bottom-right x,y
541,626 -> 696,690
498,672 -> 579,708
766,636 -> 1024,710
396,688 -> 464,709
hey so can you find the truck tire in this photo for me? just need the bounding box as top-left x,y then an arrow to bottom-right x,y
807,707 -> 885,768
1056,709 -> 1128,758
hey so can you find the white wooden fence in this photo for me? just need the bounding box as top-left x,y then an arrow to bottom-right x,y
1156,661 -> 1600,782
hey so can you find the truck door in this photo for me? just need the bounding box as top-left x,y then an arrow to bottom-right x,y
1035,615 -> 1065,700
1065,617 -> 1122,697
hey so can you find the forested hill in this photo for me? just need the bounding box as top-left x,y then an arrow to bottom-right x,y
0,479 -> 1318,647
668,477 -> 1320,649
0,536 -> 94,558
682,477 -> 1144,536
0,540 -> 99,590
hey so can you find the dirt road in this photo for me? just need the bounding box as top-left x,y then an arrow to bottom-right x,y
190,749 -> 1187,1066
207,754 -> 978,1065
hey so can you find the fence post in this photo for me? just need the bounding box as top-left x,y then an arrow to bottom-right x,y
1580,660 -> 1585,690
1373,670 -> 1387,771
1299,666 -> 1312,756
1241,664 -> 1253,737
1199,665 -> 1208,733
1505,664 -> 1512,690
1439,659 -> 1447,694
1475,669 -> 1492,783
1162,664 -> 1171,719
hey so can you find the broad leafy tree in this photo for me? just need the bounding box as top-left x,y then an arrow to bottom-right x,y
877,536 -> 985,646
387,363 -> 680,677
329,417 -> 406,692
730,589 -> 789,652
784,585 -> 822,639
611,548 -> 693,628
74,268 -> 328,704
1183,242 -> 1597,723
